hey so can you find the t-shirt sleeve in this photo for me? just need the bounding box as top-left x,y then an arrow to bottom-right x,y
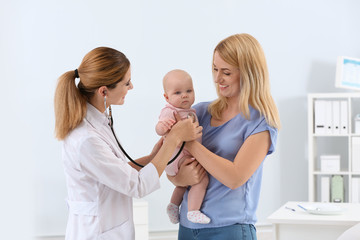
245,118 -> 278,155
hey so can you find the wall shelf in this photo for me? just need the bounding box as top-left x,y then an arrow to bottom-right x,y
308,92 -> 360,203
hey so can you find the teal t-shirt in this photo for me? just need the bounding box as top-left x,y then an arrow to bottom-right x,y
179,101 -> 278,228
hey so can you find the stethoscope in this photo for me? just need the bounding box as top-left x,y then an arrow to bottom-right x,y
105,98 -> 185,168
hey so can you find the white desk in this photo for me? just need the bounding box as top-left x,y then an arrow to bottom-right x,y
268,201 -> 360,240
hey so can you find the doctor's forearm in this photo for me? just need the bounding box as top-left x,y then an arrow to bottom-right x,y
129,155 -> 152,171
151,134 -> 181,176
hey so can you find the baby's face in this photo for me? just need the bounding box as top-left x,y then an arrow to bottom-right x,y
164,75 -> 195,109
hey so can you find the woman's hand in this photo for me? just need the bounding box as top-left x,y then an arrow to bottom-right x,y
167,157 -> 206,187
168,113 -> 202,143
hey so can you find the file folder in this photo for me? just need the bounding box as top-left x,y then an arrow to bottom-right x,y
314,100 -> 326,134
352,178 -> 360,203
321,176 -> 330,202
352,137 -> 360,172
332,101 -> 340,134
331,175 -> 344,203
340,101 -> 348,134
355,114 -> 360,134
325,101 -> 333,134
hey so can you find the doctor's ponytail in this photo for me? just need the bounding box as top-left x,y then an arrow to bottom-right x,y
54,70 -> 87,140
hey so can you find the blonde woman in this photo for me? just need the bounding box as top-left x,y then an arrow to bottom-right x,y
54,47 -> 202,240
169,34 -> 280,240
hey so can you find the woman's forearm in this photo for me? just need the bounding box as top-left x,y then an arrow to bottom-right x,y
186,141 -> 240,188
187,131 -> 270,189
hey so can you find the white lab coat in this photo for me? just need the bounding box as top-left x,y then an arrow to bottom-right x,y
62,103 -> 160,240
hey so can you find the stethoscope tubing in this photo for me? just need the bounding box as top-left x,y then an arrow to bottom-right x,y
108,113 -> 185,168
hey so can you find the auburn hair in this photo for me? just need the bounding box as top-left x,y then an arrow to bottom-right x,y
54,47 -> 130,140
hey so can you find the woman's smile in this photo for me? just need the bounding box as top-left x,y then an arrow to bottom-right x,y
219,84 -> 229,90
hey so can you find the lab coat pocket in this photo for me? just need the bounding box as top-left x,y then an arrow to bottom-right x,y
98,192 -> 130,233
98,220 -> 132,240
66,200 -> 98,216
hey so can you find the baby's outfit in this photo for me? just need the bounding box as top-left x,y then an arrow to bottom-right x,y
157,103 -> 210,224
158,104 -> 197,176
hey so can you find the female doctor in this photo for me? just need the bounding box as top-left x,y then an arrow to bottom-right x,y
54,47 -> 203,240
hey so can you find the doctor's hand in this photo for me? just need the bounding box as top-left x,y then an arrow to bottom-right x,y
168,113 -> 202,143
167,157 -> 206,187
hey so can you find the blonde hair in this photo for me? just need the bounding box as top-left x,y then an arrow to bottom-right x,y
54,47 -> 130,140
209,33 -> 280,129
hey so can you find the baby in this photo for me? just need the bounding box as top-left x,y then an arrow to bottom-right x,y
156,69 -> 210,224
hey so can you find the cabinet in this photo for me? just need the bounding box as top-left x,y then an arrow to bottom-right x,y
308,93 -> 360,203
133,199 -> 149,240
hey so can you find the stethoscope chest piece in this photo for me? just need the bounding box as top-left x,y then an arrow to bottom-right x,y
187,112 -> 196,123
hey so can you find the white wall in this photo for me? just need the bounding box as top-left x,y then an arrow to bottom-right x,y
1,0 -> 360,238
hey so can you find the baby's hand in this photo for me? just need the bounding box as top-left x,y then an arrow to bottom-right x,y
156,118 -> 176,136
160,118 -> 176,131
